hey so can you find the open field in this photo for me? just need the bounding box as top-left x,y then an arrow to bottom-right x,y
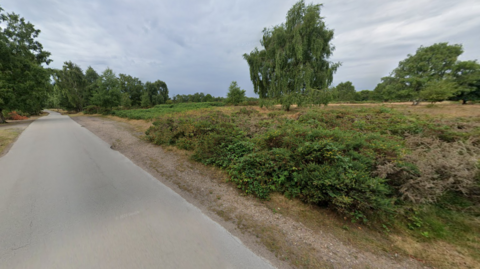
327,101 -> 480,119
109,102 -> 225,119
102,101 -> 480,268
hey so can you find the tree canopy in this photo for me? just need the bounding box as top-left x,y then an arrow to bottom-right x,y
373,43 -> 480,104
243,0 -> 340,110
90,68 -> 122,109
0,7 -> 52,122
53,61 -> 87,111
334,81 -> 356,101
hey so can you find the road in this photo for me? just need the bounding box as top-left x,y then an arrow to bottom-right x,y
0,111 -> 274,269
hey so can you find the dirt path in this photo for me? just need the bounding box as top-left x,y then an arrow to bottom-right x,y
71,115 -> 427,269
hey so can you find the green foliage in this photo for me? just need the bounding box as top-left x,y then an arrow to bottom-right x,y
419,80 -> 457,102
334,81 -> 356,101
0,7 -> 52,121
119,74 -> 144,107
226,81 -> 246,105
356,90 -> 372,101
243,0 -> 340,110
141,91 -> 152,108
173,92 -> 225,103
144,80 -> 169,106
121,92 -> 132,108
83,105 -> 97,114
111,102 -> 225,120
90,68 -> 121,109
84,66 -> 99,103
53,61 -> 87,111
143,104 -> 480,252
373,43 -> 480,104
145,108 -> 416,218
449,60 -> 480,104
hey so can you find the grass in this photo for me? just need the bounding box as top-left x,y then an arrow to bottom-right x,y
110,102 -> 225,120
0,129 -> 21,155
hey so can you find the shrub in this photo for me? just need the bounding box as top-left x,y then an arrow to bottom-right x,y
146,109 -> 402,218
376,135 -> 480,204
84,105 -> 100,114
6,111 -> 28,120
144,106 -> 480,224
111,102 -> 225,120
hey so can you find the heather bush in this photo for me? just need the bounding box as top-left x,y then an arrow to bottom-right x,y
376,135 -> 480,204
145,106 -> 480,223
146,109 -> 405,218
111,102 -> 225,120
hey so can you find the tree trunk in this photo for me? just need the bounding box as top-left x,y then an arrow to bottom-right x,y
462,99 -> 467,105
0,108 -> 6,123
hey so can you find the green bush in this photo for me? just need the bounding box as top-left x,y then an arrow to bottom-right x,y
145,106 -> 480,225
84,105 -> 99,114
146,109 -> 405,218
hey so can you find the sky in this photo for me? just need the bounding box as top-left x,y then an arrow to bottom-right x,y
2,0 -> 479,97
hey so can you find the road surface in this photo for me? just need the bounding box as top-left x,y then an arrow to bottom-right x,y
0,111 -> 274,269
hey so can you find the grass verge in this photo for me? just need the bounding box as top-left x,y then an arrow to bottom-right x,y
0,129 -> 21,156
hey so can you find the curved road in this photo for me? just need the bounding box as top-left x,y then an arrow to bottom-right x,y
0,111 -> 274,269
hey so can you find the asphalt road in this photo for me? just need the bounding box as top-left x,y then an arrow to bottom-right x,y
0,111 -> 274,269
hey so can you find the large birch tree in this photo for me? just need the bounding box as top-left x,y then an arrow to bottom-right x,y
243,0 -> 340,110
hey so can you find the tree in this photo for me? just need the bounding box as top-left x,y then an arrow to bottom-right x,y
372,76 -> 402,102
53,61 -> 87,111
0,7 -> 52,122
141,91 -> 152,107
121,92 -> 132,108
90,68 -> 121,109
378,43 -> 469,105
204,94 -> 214,102
226,81 -> 246,105
356,90 -> 372,101
419,80 -> 457,103
119,74 -> 143,107
450,60 -> 480,104
145,80 -> 169,105
334,81 -> 356,101
46,83 -> 61,110
84,66 -> 99,106
243,0 -> 340,111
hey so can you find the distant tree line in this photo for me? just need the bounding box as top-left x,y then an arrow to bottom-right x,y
48,61 -> 169,112
171,92 -> 224,103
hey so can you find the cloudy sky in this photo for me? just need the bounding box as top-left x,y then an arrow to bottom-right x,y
2,0 -> 479,97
